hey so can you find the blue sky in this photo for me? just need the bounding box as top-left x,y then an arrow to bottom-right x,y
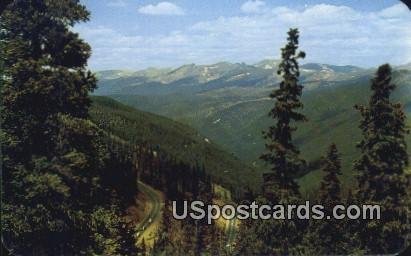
76,0 -> 411,70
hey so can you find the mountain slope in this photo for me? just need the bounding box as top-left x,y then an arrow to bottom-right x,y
107,69 -> 411,192
90,96 -> 259,191
94,60 -> 369,96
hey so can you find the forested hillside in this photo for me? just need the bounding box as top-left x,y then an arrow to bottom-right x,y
102,69 -> 411,191
1,1 -> 139,254
90,96 -> 257,195
2,0 -> 410,255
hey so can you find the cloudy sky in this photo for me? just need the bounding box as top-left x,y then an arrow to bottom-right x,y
76,0 -> 411,70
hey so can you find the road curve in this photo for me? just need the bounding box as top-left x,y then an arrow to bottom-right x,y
226,217 -> 237,245
137,180 -> 238,251
225,216 -> 238,253
136,181 -> 163,243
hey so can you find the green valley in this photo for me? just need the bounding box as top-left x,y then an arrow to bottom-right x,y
90,96 -> 258,193
4,0 -> 410,254
95,63 -> 411,192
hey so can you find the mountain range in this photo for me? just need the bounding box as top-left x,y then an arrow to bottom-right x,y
94,60 -> 411,192
94,59 -> 376,95
90,96 -> 257,192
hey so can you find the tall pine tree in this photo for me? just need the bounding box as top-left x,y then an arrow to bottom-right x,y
319,143 -> 342,206
258,28 -> 307,254
355,64 -> 409,254
260,28 -> 307,202
1,1 -> 136,254
303,144 -> 349,254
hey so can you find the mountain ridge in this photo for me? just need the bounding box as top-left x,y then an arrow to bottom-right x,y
103,68 -> 411,192
90,96 -> 259,192
94,59 -> 381,96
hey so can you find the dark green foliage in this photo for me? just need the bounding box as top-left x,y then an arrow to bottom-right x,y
90,96 -> 256,198
248,28 -> 307,255
319,144 -> 342,206
355,64 -> 410,254
1,1 -> 137,254
110,69 -> 411,193
235,196 -> 275,255
302,144 -> 351,255
2,0 -> 409,253
235,223 -> 265,255
92,97 -> 228,254
260,28 -> 307,201
1,0 -> 95,161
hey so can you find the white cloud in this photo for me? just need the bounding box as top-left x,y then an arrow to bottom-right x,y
241,0 -> 266,13
138,2 -> 184,16
107,0 -> 126,7
76,3 -> 411,70
378,3 -> 410,18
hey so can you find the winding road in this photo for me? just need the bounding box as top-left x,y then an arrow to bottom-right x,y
136,181 -> 163,244
136,181 -> 238,251
226,217 -> 237,247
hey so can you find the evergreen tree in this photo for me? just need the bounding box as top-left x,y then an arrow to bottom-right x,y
355,64 -> 409,254
0,1 -> 13,14
1,1 -> 136,254
303,144 -> 347,254
260,28 -> 307,202
235,198 -> 269,255
1,0 -> 95,161
319,143 -> 342,206
258,28 -> 306,254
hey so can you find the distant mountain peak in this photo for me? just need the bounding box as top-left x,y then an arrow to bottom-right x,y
254,59 -> 281,70
95,70 -> 136,80
301,63 -> 363,73
397,62 -> 411,70
95,60 -> 372,95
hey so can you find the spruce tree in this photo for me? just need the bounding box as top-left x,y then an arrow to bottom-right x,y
355,64 -> 409,254
1,1 -> 136,254
304,144 -> 347,254
1,0 -> 95,160
319,143 -> 342,206
258,28 -> 306,254
260,28 -> 307,202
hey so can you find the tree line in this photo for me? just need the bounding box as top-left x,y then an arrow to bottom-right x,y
2,0 -> 409,255
100,128 -> 224,255
1,0 -> 222,254
0,1 -> 143,254
235,28 -> 410,255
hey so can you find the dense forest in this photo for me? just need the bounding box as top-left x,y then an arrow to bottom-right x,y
234,29 -> 410,255
0,1 -> 143,254
0,1 -> 226,255
90,96 -> 256,198
1,1 -> 410,255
